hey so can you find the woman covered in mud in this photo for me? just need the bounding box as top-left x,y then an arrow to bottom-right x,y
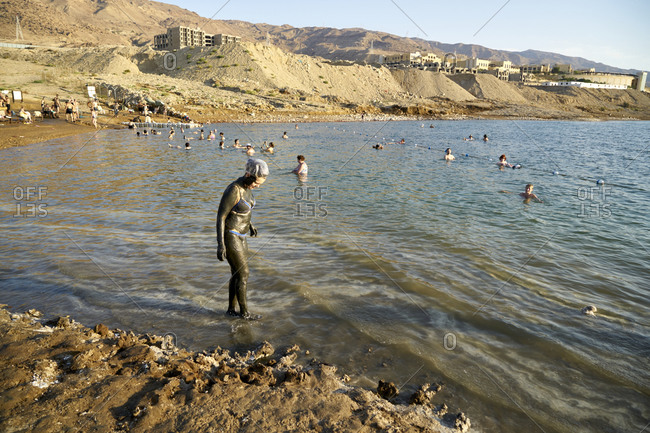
216,159 -> 269,319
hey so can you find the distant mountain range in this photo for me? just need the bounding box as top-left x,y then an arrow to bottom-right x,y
0,0 -> 638,74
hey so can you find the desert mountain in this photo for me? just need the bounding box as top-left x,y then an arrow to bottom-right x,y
0,0 -> 636,74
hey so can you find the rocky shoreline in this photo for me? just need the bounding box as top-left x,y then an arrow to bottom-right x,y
0,306 -> 471,432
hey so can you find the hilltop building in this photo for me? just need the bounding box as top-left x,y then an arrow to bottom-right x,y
383,52 -> 443,67
153,26 -> 240,51
520,64 -> 552,74
554,64 -> 573,73
380,51 -> 644,90
485,60 -> 521,80
460,58 -> 490,70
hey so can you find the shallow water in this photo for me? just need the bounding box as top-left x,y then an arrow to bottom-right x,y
1,120 -> 649,432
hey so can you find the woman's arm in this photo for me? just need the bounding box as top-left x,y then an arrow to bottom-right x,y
216,184 -> 240,261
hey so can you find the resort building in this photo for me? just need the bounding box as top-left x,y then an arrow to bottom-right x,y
384,53 -> 413,66
153,26 -> 241,51
379,51 -> 641,90
520,64 -> 552,74
554,64 -> 573,73
484,60 -> 521,81
456,58 -> 490,71
420,52 -> 442,66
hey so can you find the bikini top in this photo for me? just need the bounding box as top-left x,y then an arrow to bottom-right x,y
231,196 -> 255,214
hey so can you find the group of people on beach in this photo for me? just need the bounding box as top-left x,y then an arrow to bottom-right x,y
0,92 -> 100,127
39,96 -> 59,119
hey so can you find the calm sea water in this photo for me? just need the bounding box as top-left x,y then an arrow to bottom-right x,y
1,120 -> 648,432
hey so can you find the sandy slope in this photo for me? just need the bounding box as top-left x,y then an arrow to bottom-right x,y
1,41 -> 649,143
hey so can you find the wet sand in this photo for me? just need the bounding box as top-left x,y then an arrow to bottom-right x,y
0,306 -> 470,432
0,108 -> 157,150
0,118 -> 98,150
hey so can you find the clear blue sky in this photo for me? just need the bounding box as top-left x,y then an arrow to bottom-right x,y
156,0 -> 650,71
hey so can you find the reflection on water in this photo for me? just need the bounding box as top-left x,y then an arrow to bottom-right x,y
1,120 -> 649,433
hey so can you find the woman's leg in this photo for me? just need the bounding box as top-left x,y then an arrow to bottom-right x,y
225,234 -> 249,316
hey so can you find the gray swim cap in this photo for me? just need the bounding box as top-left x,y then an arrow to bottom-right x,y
245,158 -> 269,178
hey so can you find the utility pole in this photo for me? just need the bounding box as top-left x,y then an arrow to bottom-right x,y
16,15 -> 24,41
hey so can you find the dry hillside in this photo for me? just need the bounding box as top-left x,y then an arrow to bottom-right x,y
391,70 -> 475,102
447,74 -> 528,104
2,40 -> 649,121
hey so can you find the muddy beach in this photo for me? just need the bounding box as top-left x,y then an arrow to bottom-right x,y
0,306 -> 470,432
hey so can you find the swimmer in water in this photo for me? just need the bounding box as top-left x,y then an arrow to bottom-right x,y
483,134 -> 489,142
497,154 -> 513,168
245,144 -> 255,156
216,158 -> 269,319
282,131 -> 288,139
292,155 -> 308,175
233,139 -> 243,148
520,184 -> 542,202
372,143 -> 384,149
185,142 -> 191,150
464,135 -> 474,141
444,148 -> 455,161
262,142 -> 274,154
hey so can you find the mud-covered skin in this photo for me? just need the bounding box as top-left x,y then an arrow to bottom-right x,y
216,177 -> 257,317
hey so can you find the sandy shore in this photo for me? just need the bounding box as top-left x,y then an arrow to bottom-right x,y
0,118 -> 99,150
0,306 -> 470,432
